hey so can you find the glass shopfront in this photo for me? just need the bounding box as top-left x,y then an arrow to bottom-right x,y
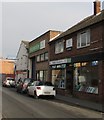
74,61 -> 99,94
51,64 -> 66,89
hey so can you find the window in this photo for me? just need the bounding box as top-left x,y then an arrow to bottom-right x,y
40,54 -> 44,61
55,41 -> 64,54
74,61 -> 99,94
44,52 -> 48,60
40,40 -> 45,49
66,38 -> 73,48
36,70 -> 48,81
77,29 -> 90,48
36,55 -> 40,62
52,69 -> 66,89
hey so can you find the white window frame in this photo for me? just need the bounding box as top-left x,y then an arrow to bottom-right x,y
55,41 -> 64,54
66,38 -> 73,48
77,29 -> 90,48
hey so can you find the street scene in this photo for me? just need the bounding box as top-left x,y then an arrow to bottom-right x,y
1,0 -> 104,119
2,87 -> 102,119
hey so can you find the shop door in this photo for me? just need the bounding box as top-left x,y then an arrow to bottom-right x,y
66,66 -> 73,94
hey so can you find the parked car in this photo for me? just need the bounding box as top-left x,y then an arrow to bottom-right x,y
3,77 -> 14,87
21,78 -> 35,93
16,78 -> 25,93
27,81 -> 56,98
9,78 -> 15,87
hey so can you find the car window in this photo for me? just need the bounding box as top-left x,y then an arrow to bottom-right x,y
37,81 -> 44,86
7,78 -> 14,81
44,82 -> 53,86
29,82 -> 35,86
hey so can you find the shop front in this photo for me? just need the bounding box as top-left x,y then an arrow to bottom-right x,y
73,61 -> 99,94
72,52 -> 103,102
50,58 -> 73,95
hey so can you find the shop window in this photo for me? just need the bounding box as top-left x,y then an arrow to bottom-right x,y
74,61 -> 99,94
55,41 -> 64,54
52,69 -> 66,89
45,52 -> 48,60
77,29 -> 90,48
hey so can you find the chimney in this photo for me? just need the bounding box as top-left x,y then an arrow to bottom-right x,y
93,0 -> 101,15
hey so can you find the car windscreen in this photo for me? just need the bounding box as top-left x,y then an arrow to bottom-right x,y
44,82 -> 53,86
7,78 -> 14,81
38,81 -> 53,86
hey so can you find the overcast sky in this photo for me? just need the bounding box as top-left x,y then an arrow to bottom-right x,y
1,1 -> 104,58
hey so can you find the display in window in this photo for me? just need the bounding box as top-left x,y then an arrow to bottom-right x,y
74,61 -> 99,94
52,69 -> 66,89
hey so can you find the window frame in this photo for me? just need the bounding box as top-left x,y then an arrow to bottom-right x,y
77,29 -> 90,48
40,53 -> 45,61
66,38 -> 73,48
55,40 -> 64,54
44,52 -> 48,60
36,55 -> 40,62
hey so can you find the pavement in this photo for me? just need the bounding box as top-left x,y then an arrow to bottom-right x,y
56,94 -> 103,112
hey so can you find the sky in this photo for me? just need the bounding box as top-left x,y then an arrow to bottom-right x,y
1,0 -> 104,58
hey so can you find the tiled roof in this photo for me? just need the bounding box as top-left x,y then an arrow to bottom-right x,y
54,10 -> 104,41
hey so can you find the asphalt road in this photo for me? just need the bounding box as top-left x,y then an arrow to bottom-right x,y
2,87 -> 103,119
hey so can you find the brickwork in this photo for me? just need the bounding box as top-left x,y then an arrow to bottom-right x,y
49,21 -> 103,103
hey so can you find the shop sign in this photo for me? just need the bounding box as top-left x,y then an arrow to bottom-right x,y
29,40 -> 45,53
51,64 -> 66,69
50,58 -> 71,65
29,43 -> 40,53
91,61 -> 98,66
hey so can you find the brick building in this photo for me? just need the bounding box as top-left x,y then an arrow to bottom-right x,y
0,58 -> 15,81
29,30 -> 61,81
49,1 -> 104,102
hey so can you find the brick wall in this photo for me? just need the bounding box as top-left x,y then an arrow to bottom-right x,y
49,22 -> 103,61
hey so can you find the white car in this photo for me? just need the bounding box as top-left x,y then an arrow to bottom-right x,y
27,81 -> 56,98
3,77 -> 14,87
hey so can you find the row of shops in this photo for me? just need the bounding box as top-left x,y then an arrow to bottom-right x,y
16,1 -> 104,103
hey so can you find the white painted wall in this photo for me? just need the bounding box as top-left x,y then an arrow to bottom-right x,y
15,41 -> 29,81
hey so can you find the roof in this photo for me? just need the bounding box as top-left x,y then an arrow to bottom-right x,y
29,30 -> 62,44
22,40 -> 29,48
53,10 -> 104,41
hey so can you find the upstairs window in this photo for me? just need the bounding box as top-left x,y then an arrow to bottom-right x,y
36,55 -> 40,62
66,38 -> 73,51
55,41 -> 64,54
77,29 -> 90,48
44,52 -> 48,60
40,54 -> 45,61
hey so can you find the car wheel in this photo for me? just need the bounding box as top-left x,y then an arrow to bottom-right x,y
27,90 -> 30,96
34,91 -> 38,99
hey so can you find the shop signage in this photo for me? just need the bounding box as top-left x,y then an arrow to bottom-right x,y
51,64 -> 66,69
50,58 -> 71,65
29,40 -> 45,53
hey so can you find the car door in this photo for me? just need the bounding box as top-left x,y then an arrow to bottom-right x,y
29,81 -> 37,96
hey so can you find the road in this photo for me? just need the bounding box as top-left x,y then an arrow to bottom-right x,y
2,87 -> 103,119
